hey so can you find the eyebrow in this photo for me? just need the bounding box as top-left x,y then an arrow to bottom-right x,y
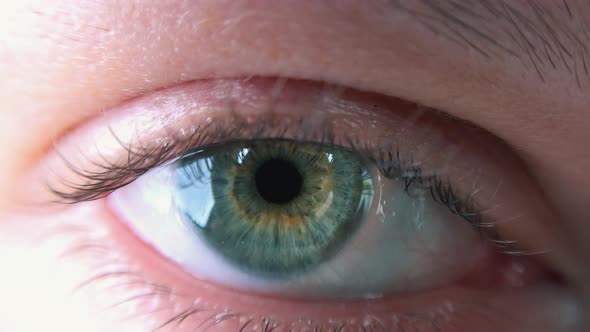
391,0 -> 590,87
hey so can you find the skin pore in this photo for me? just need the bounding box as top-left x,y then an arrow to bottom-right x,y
1,0 -> 590,331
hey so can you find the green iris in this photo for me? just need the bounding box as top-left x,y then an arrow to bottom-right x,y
174,140 -> 373,277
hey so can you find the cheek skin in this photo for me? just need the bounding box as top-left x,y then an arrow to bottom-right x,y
0,213 -> 139,332
0,202 -> 580,332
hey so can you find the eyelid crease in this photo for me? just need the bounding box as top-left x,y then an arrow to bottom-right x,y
32,77 -> 562,263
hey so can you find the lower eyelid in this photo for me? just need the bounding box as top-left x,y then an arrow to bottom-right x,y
49,200 -> 581,332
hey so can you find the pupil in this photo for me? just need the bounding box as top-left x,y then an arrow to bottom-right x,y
255,158 -> 303,204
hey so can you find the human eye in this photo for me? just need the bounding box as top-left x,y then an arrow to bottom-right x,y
27,77 -> 580,332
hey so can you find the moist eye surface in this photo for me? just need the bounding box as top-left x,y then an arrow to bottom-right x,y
174,140 -> 373,277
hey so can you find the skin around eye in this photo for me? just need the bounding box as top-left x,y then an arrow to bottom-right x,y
17,78 -> 586,331
1,1 -> 590,332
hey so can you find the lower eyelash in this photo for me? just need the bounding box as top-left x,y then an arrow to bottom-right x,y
72,262 -> 456,332
52,219 -> 468,332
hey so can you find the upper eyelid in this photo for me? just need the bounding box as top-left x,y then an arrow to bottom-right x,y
40,78 -> 455,199
17,76 -> 576,289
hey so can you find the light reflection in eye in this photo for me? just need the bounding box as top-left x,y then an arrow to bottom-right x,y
237,148 -> 250,165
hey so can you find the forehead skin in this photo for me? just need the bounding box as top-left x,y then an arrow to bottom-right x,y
0,0 -> 589,284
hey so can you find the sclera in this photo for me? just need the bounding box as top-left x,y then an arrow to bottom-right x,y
108,151 -> 485,298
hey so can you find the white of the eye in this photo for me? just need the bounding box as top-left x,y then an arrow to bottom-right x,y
109,163 -> 484,299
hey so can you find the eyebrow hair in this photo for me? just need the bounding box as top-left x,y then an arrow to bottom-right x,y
391,0 -> 590,87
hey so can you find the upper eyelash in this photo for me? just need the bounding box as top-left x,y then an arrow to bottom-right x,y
48,109 -> 513,251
